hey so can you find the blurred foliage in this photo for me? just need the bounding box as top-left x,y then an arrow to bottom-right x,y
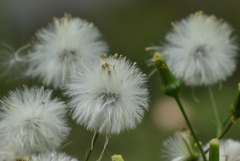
0,0 -> 240,160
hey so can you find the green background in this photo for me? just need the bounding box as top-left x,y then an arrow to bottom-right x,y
0,0 -> 240,160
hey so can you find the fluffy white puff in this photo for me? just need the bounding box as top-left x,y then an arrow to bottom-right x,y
31,151 -> 78,161
28,13 -> 108,89
203,139 -> 240,161
160,11 -> 238,86
65,53 -> 149,135
162,128 -> 199,161
0,86 -> 70,154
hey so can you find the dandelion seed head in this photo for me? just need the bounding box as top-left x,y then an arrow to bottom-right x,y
65,53 -> 149,135
0,87 -> 70,154
157,11 -> 238,86
28,13 -> 108,89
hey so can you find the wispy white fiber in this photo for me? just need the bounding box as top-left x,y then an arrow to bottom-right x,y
0,86 -> 70,154
28,13 -> 108,89
0,42 -> 29,81
65,53 -> 149,135
157,11 -> 238,86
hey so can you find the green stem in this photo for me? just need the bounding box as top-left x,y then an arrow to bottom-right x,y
222,115 -> 231,128
208,87 -> 222,137
84,132 -> 99,161
218,122 -> 233,140
174,96 -> 207,161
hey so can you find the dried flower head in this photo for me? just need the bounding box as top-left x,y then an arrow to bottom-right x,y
153,11 -> 238,86
28,13 -> 108,89
0,86 -> 70,154
65,53 -> 149,135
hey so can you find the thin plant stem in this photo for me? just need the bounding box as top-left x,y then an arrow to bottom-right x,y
218,122 -> 233,140
208,87 -> 222,137
84,132 -> 99,161
222,115 -> 231,128
174,96 -> 207,161
205,122 -> 233,154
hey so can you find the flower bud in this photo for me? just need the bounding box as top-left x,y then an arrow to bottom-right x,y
230,83 -> 240,123
152,52 -> 182,97
209,138 -> 219,161
111,155 -> 124,161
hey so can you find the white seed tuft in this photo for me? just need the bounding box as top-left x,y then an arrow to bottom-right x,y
65,54 -> 149,135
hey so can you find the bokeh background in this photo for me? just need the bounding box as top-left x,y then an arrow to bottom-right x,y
0,0 -> 240,160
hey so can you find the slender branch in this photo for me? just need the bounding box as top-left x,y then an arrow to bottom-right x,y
208,87 -> 222,137
84,132 -> 99,161
218,122 -> 233,140
222,115 -> 231,128
204,122 -> 233,154
174,96 -> 207,161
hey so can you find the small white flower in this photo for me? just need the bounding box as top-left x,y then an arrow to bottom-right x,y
155,11 -> 238,86
65,53 -> 149,135
31,151 -> 78,161
162,127 -> 199,161
28,13 -> 108,89
0,86 -> 70,154
204,139 -> 240,161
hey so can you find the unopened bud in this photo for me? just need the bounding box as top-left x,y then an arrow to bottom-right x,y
230,83 -> 240,123
152,52 -> 182,97
209,138 -> 219,161
111,155 -> 124,161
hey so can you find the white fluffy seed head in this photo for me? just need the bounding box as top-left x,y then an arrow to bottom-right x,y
65,53 -> 149,135
0,86 -> 70,154
158,11 -> 238,86
162,127 -> 199,161
31,151 -> 79,161
28,13 -> 108,89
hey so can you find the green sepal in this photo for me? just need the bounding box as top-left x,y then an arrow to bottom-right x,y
230,83 -> 240,123
152,52 -> 182,97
